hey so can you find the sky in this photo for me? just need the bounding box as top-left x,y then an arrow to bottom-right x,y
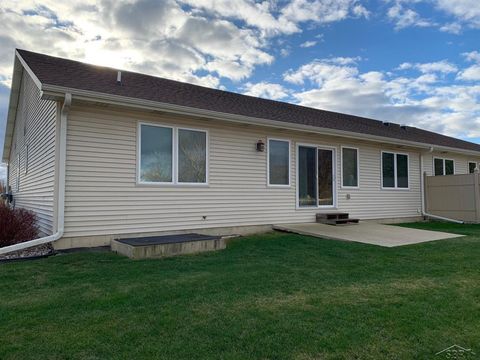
1,0 -> 480,181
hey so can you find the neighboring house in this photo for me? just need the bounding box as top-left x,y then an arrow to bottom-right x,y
3,50 -> 480,249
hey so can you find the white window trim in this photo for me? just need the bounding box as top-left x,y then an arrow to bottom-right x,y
296,142 -> 337,210
340,146 -> 360,189
267,137 -> 291,188
433,157 -> 455,176
468,161 -> 478,173
137,122 -> 209,186
381,151 -> 410,190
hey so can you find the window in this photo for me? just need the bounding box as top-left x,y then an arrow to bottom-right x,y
382,152 -> 409,189
140,125 -> 173,183
268,139 -> 290,186
382,152 -> 395,188
178,129 -> 207,184
138,123 -> 207,185
342,147 -> 358,187
445,160 -> 454,175
469,162 -> 478,174
434,158 -> 454,176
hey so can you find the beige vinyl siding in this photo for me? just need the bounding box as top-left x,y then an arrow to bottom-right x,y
422,152 -> 480,176
64,105 -> 424,238
7,71 -> 58,236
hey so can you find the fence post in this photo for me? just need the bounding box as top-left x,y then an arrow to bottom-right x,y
474,170 -> 480,223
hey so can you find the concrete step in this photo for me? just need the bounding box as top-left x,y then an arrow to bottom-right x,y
316,212 -> 359,226
323,218 -> 360,225
111,233 -> 226,259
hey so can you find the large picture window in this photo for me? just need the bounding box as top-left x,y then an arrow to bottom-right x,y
268,139 -> 290,186
382,151 -> 409,189
139,123 -> 208,185
342,147 -> 358,188
434,158 -> 454,176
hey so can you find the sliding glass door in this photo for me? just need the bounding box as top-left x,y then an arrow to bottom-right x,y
298,146 -> 317,206
298,145 -> 335,208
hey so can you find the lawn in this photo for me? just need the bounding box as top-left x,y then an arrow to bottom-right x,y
1,222 -> 480,360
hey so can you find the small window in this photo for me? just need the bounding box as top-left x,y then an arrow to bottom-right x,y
382,152 -> 409,189
434,158 -> 454,176
140,124 -> 173,183
469,162 -> 478,174
268,139 -> 290,186
178,128 -> 207,184
342,147 -> 358,187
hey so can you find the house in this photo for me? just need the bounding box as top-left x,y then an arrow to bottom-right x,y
3,49 -> 480,250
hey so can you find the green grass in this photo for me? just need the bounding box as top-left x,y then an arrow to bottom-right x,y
1,222 -> 480,359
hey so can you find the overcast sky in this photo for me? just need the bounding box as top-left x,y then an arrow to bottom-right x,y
1,0 -> 480,180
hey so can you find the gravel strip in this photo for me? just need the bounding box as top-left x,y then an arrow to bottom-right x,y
0,243 -> 55,260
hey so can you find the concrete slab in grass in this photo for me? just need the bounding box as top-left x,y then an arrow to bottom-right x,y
273,222 -> 464,247
111,233 -> 226,259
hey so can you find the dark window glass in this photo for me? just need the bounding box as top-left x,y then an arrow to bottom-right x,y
298,146 -> 317,206
269,140 -> 289,185
469,162 -> 477,174
382,152 -> 395,188
140,125 -> 172,182
396,154 -> 408,188
445,160 -> 454,175
178,129 -> 207,183
434,158 -> 444,176
342,148 -> 358,187
318,149 -> 333,206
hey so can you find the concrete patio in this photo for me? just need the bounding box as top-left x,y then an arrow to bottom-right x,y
273,222 -> 463,247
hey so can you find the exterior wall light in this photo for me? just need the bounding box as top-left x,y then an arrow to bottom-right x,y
256,139 -> 265,152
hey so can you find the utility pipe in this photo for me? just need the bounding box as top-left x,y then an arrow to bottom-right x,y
0,93 -> 71,255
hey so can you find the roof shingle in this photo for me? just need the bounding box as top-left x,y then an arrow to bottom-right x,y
17,49 -> 480,153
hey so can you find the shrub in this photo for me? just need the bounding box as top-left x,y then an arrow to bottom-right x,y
0,203 -> 39,247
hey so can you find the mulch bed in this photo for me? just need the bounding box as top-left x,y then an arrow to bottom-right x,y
0,243 -> 55,262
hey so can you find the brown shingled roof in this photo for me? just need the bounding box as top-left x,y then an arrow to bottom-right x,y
17,49 -> 480,153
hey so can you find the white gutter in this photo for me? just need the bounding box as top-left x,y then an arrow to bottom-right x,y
419,149 -> 464,224
0,93 -> 71,255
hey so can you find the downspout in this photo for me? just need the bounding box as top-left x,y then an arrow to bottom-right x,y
420,147 -> 464,224
0,93 -> 72,255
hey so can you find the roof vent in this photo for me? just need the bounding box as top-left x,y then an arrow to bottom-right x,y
117,71 -> 122,85
383,121 -> 401,128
